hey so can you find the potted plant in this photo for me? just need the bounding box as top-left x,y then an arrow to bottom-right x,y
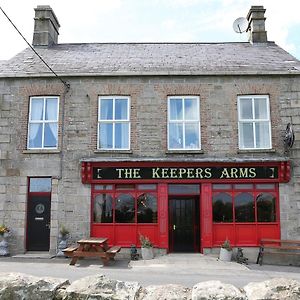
57,225 -> 70,257
219,238 -> 233,262
139,234 -> 154,260
0,224 -> 10,256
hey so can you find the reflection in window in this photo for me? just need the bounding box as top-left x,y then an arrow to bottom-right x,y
115,194 -> 135,223
29,177 -> 51,192
235,193 -> 254,222
213,192 -> 233,222
93,194 -> 113,223
137,193 -> 158,223
257,193 -> 276,222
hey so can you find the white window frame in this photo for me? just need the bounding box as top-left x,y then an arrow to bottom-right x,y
167,96 -> 201,150
27,96 -> 59,149
238,95 -> 272,150
98,96 -> 130,150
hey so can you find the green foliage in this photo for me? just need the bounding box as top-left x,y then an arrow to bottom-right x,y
59,225 -> 69,236
139,234 -> 153,248
221,238 -> 232,251
0,224 -> 9,235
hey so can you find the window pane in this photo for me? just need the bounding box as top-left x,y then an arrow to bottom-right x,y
254,98 -> 268,119
169,184 -> 200,194
29,178 -> 51,192
234,192 -> 254,222
30,98 -> 44,120
213,192 -> 233,222
240,122 -> 254,148
169,123 -> 183,149
257,193 -> 276,222
93,194 -> 113,223
115,194 -> 135,223
137,193 -> 158,223
44,123 -> 58,147
212,184 -> 231,190
184,98 -> 198,120
94,185 -> 113,190
240,98 -> 253,119
45,98 -> 58,120
115,123 -> 129,149
170,99 -> 183,120
100,99 -> 113,120
234,184 -> 253,190
255,184 -> 275,190
185,123 -> 199,149
137,184 -> 157,190
28,123 -> 43,148
99,123 -> 113,148
255,122 -> 270,148
115,99 -> 128,120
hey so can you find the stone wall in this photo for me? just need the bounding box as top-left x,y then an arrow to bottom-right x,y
0,75 -> 299,254
0,273 -> 299,299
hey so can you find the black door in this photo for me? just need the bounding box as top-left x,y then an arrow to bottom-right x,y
169,197 -> 199,252
27,194 -> 51,251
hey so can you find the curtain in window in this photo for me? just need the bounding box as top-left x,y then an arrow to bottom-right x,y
45,98 -> 58,120
30,99 -> 44,120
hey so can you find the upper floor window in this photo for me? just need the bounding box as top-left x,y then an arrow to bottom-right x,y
238,95 -> 271,150
168,96 -> 201,150
98,96 -> 130,150
28,96 -> 59,149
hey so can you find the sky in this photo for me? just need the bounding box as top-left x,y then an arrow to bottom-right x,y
0,0 -> 300,61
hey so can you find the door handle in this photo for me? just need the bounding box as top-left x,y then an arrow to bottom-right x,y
173,225 -> 176,230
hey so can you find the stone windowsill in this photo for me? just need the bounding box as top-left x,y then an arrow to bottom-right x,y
94,150 -> 133,154
22,149 -> 61,154
166,150 -> 204,154
237,149 -> 276,154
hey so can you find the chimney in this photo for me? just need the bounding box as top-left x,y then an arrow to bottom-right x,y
32,5 -> 60,46
246,6 -> 267,43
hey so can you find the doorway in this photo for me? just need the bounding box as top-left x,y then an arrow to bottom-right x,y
169,196 -> 200,252
26,178 -> 51,251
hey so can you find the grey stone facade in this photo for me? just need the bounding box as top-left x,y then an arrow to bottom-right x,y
0,5 -> 299,255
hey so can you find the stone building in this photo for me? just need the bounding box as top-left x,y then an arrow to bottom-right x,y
0,5 -> 299,257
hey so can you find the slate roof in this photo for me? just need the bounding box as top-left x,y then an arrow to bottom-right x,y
1,42 -> 300,78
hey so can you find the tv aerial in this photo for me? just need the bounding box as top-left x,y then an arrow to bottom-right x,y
233,17 -> 249,34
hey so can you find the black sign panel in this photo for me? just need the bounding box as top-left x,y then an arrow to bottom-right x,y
93,166 -> 278,181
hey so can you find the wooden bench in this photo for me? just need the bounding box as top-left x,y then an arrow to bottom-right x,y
106,246 -> 121,260
63,245 -> 79,257
66,238 -> 122,266
256,239 -> 300,265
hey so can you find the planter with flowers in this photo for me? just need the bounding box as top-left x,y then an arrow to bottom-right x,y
0,224 -> 10,256
139,234 -> 154,260
57,225 -> 70,257
219,238 -> 233,262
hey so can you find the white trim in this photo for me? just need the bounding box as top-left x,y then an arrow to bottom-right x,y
237,95 -> 272,150
27,96 -> 59,150
98,96 -> 131,150
167,96 -> 201,151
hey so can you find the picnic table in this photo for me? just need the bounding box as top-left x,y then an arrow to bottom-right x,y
63,237 -> 121,266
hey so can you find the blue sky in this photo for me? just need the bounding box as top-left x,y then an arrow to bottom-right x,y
0,0 -> 300,60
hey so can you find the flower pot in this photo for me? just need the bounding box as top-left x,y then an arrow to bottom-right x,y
219,247 -> 232,262
141,247 -> 154,260
0,234 -> 10,256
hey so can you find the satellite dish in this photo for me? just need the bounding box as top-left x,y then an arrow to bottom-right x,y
284,123 -> 295,148
233,17 -> 249,33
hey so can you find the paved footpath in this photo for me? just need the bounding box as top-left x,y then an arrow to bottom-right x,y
0,253 -> 299,288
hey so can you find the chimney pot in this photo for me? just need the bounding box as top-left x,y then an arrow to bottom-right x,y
32,5 -> 60,46
247,6 -> 267,43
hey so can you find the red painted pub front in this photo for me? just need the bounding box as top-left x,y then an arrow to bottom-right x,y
81,160 -> 290,253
